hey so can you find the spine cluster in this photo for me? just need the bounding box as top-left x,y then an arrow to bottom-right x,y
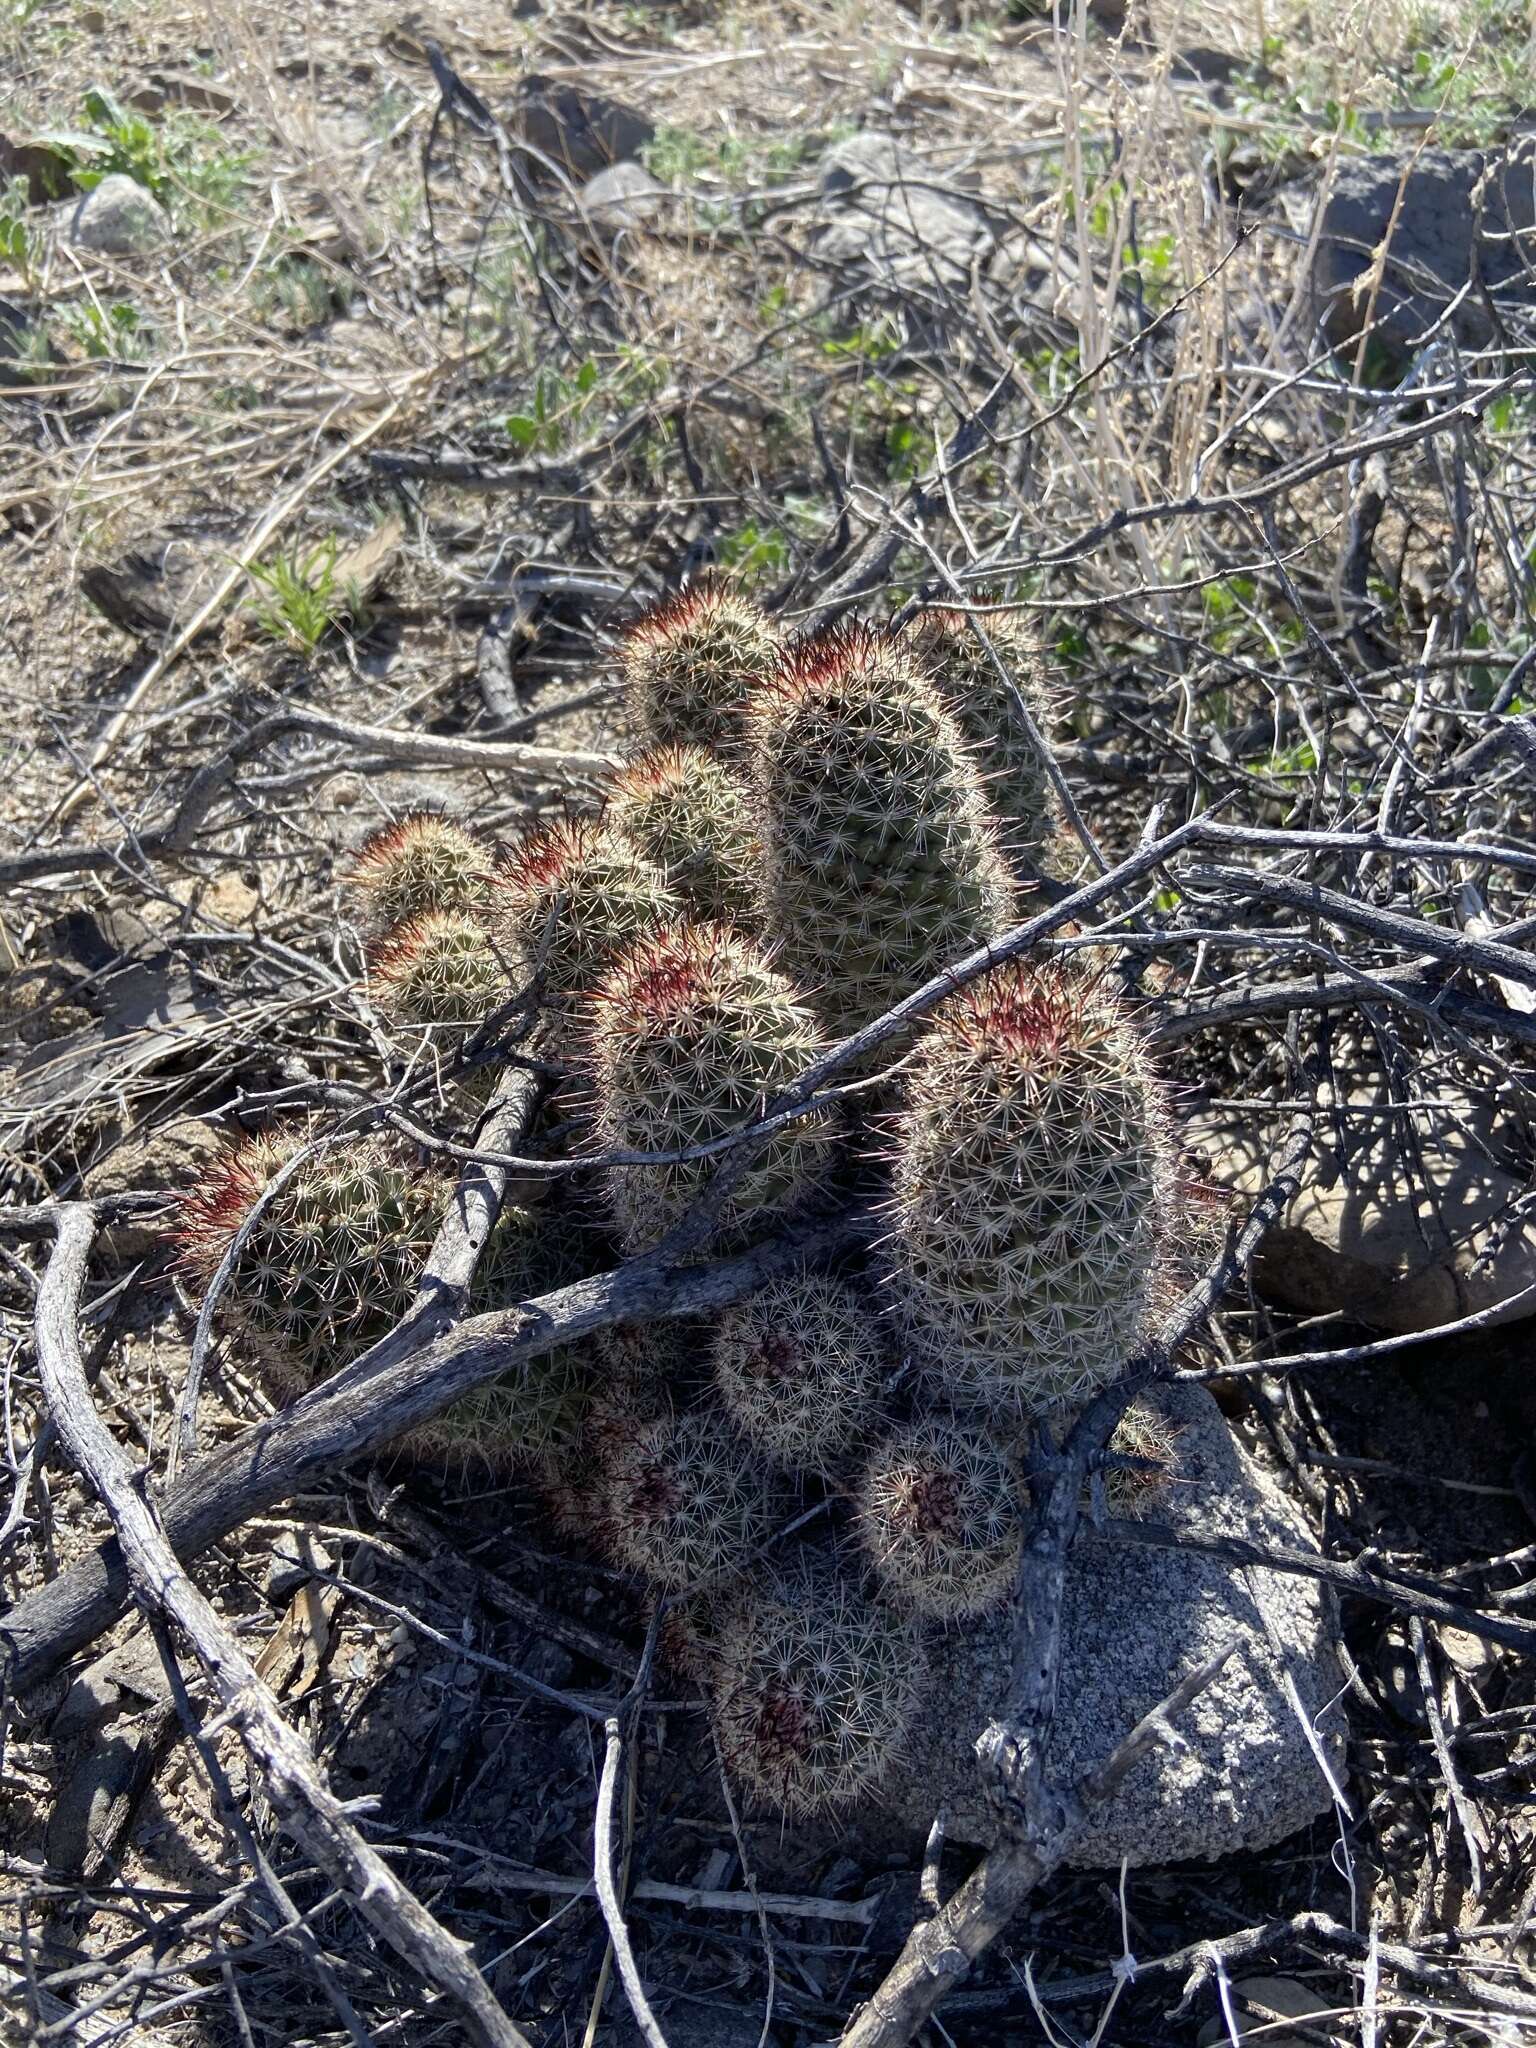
751,624 -> 1015,1033
911,607 -> 1059,871
174,583 -> 1185,1831
586,922 -> 838,1252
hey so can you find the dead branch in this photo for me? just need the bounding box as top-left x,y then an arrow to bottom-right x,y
32,1203 -> 534,2048
1102,1518 -> 1536,1654
0,708 -> 618,889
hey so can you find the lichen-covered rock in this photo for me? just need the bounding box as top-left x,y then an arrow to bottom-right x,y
877,1381 -> 1344,1867
815,133 -> 994,289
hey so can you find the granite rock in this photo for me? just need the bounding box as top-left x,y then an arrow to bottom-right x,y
878,1381 -> 1344,1867
575,160 -> 673,237
815,132 -> 994,288
1187,1083 -> 1536,1333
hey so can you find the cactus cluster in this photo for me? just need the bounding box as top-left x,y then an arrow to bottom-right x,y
176,585 -> 1183,1828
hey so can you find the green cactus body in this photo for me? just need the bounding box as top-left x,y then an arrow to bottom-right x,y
411,1203 -> 595,1472
598,1407 -> 779,1589
660,1581 -> 742,1685
712,1274 -> 887,1470
173,1135 -> 444,1392
912,608 -> 1058,870
606,746 -> 761,926
350,815 -> 495,927
496,819 -> 679,1020
885,962 -> 1172,1419
751,625 -> 1014,1034
857,1416 -> 1021,1618
372,911 -> 506,1032
421,1352 -> 592,1473
586,922 -> 838,1254
622,585 -> 779,752
711,1568 -> 922,1817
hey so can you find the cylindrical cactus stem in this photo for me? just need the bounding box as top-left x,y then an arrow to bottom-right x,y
586,922 -> 838,1254
172,1134 -> 445,1394
596,1406 -> 781,1590
409,1202 -> 595,1472
856,1416 -> 1021,1619
496,818 -> 679,1022
750,623 -> 1014,1035
605,745 -> 761,926
884,960 -> 1176,1420
349,815 -> 496,927
911,607 -> 1059,871
659,1581 -> 743,1686
418,1347 -> 593,1474
622,584 -> 779,752
710,1566 -> 923,1817
371,910 -> 507,1034
712,1274 -> 888,1471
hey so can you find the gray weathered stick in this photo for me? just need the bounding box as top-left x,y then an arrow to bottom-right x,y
34,1205 -> 534,2048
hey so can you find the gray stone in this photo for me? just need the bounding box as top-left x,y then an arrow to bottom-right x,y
1311,144 -> 1536,373
879,1382 -> 1344,1867
815,132 -> 994,288
69,172 -> 171,255
1186,1083 -> 1536,1333
265,1528 -> 335,1604
50,1628 -> 169,1740
45,1728 -> 143,1874
575,160 -> 672,237
512,75 -> 654,184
